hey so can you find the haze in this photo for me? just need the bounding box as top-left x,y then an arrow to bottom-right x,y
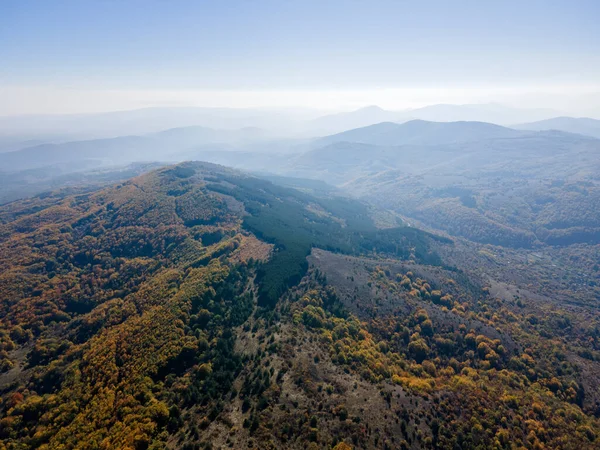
1,0 -> 600,116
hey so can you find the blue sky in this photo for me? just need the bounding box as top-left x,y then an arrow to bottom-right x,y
1,0 -> 599,114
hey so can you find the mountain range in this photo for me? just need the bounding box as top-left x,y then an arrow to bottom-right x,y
0,125 -> 277,172
310,103 -> 564,134
317,119 -> 525,146
514,116 -> 600,139
0,103 -> 577,152
280,121 -> 600,248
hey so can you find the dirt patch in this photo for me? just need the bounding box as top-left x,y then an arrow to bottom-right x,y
230,234 -> 273,264
0,346 -> 30,389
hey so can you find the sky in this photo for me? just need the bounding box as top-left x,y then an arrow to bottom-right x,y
1,0 -> 600,115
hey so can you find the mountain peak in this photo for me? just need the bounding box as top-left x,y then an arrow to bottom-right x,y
357,105 -> 386,112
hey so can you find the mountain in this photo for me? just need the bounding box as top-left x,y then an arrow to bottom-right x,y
1,161 -> 599,449
0,104 -> 564,149
317,119 -> 525,146
0,126 -> 272,172
514,116 -> 600,139
308,103 -> 563,135
406,103 -> 562,125
288,141 -> 419,185
282,123 -> 600,248
0,135 -> 72,154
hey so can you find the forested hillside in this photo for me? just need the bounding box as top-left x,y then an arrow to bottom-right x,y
1,162 -> 599,449
1,160 -> 599,450
0,162 -> 448,449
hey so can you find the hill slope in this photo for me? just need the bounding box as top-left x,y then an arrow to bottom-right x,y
283,124 -> 600,248
1,162 -> 599,449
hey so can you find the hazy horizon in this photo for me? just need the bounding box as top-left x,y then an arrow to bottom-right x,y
2,0 -> 599,117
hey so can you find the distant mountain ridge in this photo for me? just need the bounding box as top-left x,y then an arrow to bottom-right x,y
309,103 -> 564,134
278,119 -> 600,248
317,119 -> 526,146
514,116 -> 600,139
0,125 -> 272,172
406,103 -> 562,125
0,106 -> 318,138
0,103 -> 570,147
